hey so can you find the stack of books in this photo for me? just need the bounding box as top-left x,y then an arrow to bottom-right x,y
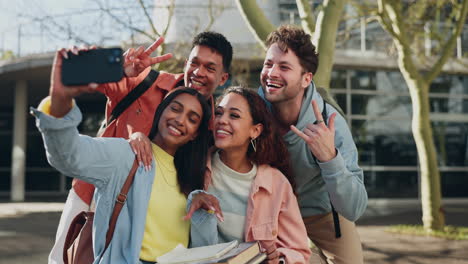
156,241 -> 267,264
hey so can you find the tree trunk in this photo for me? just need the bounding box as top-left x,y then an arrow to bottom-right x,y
396,49 -> 445,231
236,0 -> 345,90
312,0 -> 346,89
234,0 -> 275,50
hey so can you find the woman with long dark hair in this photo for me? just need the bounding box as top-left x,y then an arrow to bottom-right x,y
34,50 -> 212,264
185,87 -> 311,264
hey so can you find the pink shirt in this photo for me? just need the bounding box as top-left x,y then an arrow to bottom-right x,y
203,153 -> 311,264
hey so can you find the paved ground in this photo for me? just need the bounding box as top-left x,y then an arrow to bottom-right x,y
0,202 -> 467,264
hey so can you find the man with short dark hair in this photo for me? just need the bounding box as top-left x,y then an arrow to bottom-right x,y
258,25 -> 367,264
48,31 -> 233,264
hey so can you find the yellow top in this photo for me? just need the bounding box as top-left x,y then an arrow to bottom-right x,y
37,96 -> 74,115
139,144 -> 190,261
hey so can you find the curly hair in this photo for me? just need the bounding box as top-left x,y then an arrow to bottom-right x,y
266,25 -> 319,75
217,86 -> 295,189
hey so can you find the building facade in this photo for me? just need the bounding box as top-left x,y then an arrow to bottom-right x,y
1,1 -> 467,209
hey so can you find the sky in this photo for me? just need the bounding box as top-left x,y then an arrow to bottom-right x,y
0,0 -> 142,57
1,0 -> 83,55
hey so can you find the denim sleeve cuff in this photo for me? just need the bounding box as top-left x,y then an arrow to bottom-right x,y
317,148 -> 346,176
186,190 -> 219,247
30,103 -> 82,132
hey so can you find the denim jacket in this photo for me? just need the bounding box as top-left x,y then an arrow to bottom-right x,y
32,105 -> 162,264
187,151 -> 311,264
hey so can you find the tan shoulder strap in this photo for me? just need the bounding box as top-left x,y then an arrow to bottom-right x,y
104,158 -> 139,249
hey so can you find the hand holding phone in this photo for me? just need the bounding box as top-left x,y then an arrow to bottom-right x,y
61,47 -> 124,86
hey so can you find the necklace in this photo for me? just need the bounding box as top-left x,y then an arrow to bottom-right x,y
153,149 -> 177,188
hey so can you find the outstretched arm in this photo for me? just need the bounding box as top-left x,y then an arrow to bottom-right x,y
33,49 -> 134,188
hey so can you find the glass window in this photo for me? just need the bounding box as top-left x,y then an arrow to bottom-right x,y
330,69 -> 347,89
0,134 -> 12,167
365,171 -> 419,198
26,133 -> 49,167
351,94 -> 412,116
350,70 -> 377,91
430,74 -> 468,95
353,120 -> 418,166
0,112 -> 12,130
0,171 -> 10,191
462,27 -> 468,58
376,71 -> 408,93
76,95 -> 106,135
333,94 -> 347,115
26,170 -> 61,191
365,21 -> 393,53
78,112 -> 105,136
441,172 -> 468,197
336,18 -> 361,50
429,98 -> 468,114
430,75 -> 452,94
432,122 -> 468,167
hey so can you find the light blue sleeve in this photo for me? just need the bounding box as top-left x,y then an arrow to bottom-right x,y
186,190 -> 219,247
318,110 -> 368,221
31,105 -> 134,189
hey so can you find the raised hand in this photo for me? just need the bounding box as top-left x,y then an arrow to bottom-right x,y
49,46 -> 99,118
183,192 -> 224,222
128,132 -> 153,171
123,37 -> 173,77
290,100 -> 337,162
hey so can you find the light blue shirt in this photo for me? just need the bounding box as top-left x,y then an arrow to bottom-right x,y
32,105 -> 160,264
258,82 -> 368,221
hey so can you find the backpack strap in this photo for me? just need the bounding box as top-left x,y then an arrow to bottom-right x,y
321,98 -> 342,239
106,69 -> 160,125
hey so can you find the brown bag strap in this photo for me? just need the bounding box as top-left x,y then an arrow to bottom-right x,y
104,158 -> 139,249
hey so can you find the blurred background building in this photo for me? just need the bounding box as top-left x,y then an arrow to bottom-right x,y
1,0 -> 467,213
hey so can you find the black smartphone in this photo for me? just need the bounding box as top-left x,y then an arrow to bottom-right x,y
61,47 -> 124,86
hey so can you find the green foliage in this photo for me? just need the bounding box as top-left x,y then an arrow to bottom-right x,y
0,50 -> 16,60
386,224 -> 468,240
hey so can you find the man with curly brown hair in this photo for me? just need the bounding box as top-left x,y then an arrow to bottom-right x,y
258,25 -> 368,264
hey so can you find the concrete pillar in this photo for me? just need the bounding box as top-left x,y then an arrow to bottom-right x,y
10,80 -> 27,201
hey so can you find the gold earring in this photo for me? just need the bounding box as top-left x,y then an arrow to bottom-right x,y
250,138 -> 257,152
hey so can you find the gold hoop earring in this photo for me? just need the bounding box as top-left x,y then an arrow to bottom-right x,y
250,138 -> 257,152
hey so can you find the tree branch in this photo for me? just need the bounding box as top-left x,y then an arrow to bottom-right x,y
205,0 -> 216,31
234,0 -> 276,49
161,0 -> 175,37
296,0 -> 315,35
426,0 -> 468,83
96,1 -> 154,41
376,0 -> 403,44
137,0 -> 160,37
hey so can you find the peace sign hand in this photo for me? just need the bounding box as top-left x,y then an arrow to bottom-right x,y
123,36 -> 173,77
290,100 -> 337,162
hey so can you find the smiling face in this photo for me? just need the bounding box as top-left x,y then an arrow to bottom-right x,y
153,93 -> 203,155
184,45 -> 229,98
214,93 -> 262,154
260,43 -> 312,105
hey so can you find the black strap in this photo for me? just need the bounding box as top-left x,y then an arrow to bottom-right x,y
106,70 -> 160,125
321,98 -> 342,239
